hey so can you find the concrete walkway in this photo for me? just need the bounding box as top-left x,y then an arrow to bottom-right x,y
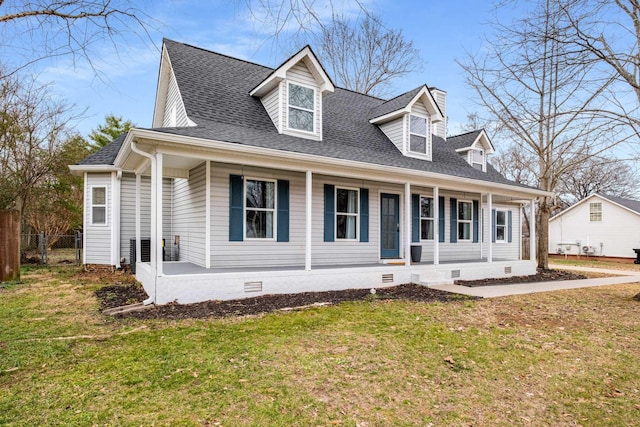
429,264 -> 640,298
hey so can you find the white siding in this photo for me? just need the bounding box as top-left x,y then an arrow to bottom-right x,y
483,204 -> 521,261
119,173 -> 174,264
85,173 -> 112,264
261,85 -> 281,132
549,195 -> 640,258
162,68 -> 190,127
379,118 -> 405,153
430,89 -> 447,138
172,162 -> 207,266
210,164 -> 307,268
283,61 -> 322,140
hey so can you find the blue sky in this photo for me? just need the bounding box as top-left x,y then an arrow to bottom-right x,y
29,0 -> 504,138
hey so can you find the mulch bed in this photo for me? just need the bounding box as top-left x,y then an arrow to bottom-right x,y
455,268 -> 587,287
94,268 -> 591,320
96,283 -> 475,320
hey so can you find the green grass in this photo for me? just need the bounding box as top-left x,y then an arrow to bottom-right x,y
550,257 -> 640,271
1,270 -> 639,426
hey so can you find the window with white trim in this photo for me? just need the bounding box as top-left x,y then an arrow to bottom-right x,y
589,202 -> 602,222
458,200 -> 473,241
91,187 -> 107,225
420,196 -> 434,240
288,83 -> 315,132
409,114 -> 428,154
336,188 -> 358,240
495,209 -> 507,242
245,179 -> 276,239
471,149 -> 484,171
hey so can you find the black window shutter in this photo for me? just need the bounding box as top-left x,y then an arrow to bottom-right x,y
508,210 -> 513,243
438,196 -> 445,243
450,198 -> 458,243
324,184 -> 335,242
229,175 -> 244,241
491,209 -> 496,243
277,180 -> 290,242
472,200 -> 479,243
360,188 -> 369,242
412,194 -> 420,243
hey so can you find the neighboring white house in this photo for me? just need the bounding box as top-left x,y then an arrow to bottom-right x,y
549,193 -> 640,259
70,39 -> 549,304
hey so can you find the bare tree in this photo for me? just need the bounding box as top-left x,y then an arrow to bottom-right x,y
556,157 -> 639,204
458,0 -> 622,269
242,2 -> 420,97
0,72 -> 77,276
0,0 -> 153,77
317,14 -> 421,97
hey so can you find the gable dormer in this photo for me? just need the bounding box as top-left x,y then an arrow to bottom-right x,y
369,85 -> 444,161
250,46 -> 335,141
448,129 -> 495,172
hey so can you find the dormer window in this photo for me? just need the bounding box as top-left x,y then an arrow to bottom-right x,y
409,114 -> 428,154
288,83 -> 315,133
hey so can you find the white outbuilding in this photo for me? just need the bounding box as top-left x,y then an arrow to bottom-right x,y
549,193 -> 640,259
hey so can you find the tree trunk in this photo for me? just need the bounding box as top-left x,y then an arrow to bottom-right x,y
0,210 -> 21,282
537,197 -> 551,270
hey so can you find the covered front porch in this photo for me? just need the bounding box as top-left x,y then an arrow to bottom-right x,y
117,131 -> 542,305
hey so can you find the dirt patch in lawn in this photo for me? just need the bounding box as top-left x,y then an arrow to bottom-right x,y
96,283 -> 476,320
455,268 -> 587,287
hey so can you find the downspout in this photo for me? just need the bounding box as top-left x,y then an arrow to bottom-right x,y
130,139 -> 157,305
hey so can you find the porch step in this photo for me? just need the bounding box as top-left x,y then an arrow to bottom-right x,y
102,302 -> 153,316
411,271 -> 455,287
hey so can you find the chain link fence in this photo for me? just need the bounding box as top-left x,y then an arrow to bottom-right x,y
21,232 -> 82,266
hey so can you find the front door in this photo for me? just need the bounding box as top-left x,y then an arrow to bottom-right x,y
380,193 -> 400,258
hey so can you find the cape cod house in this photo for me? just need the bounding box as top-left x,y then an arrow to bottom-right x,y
70,39 -> 548,304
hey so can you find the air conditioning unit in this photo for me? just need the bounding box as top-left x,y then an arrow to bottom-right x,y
582,245 -> 596,255
556,246 -> 565,254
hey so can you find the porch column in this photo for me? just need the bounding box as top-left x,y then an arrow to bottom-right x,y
205,161 -> 211,268
519,204 -> 523,260
405,182 -> 411,267
487,192 -> 493,263
433,186 -> 440,265
154,152 -> 164,276
135,173 -> 141,264
530,198 -> 536,262
305,170 -> 312,271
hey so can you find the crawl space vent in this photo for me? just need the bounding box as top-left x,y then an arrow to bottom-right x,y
244,281 -> 263,293
381,273 -> 394,283
451,270 -> 461,279
504,266 -> 512,274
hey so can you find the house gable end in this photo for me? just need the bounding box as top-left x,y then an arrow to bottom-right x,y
152,42 -> 196,128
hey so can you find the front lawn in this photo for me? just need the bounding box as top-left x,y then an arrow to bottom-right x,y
1,267 -> 639,426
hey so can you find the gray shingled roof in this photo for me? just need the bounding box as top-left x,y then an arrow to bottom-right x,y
78,133 -> 127,165
602,194 -> 640,214
448,130 -> 482,150
368,86 -> 424,120
78,39 -> 537,190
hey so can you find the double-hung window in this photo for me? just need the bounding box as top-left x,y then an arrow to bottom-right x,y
589,202 -> 602,222
245,179 -> 276,239
471,149 -> 484,171
458,200 -> 473,241
409,114 -> 428,154
336,188 -> 358,240
288,83 -> 315,132
495,210 -> 507,242
420,196 -> 434,240
91,187 -> 106,225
